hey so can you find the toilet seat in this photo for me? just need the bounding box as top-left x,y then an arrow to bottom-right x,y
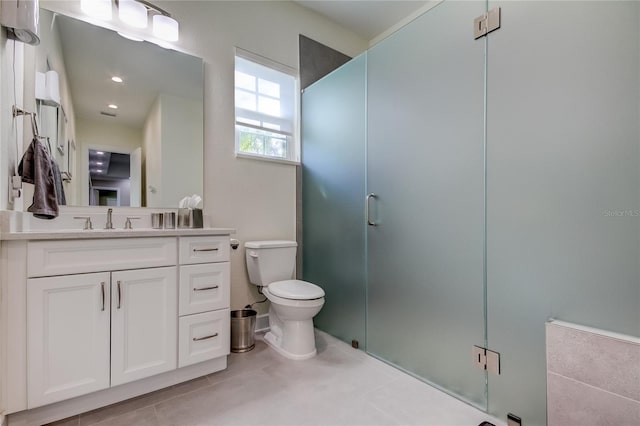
268,280 -> 325,300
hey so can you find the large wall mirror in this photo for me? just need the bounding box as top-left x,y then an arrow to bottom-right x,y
35,7 -> 204,208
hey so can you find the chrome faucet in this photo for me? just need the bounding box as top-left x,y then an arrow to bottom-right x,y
105,208 -> 114,229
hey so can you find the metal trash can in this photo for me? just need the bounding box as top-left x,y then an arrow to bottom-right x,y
230,309 -> 257,352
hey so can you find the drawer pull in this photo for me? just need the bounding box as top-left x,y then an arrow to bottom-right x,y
193,285 -> 219,291
117,281 -> 122,309
101,282 -> 106,311
193,333 -> 218,341
193,247 -> 219,252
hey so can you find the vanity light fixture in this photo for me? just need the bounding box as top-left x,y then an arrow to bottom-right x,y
81,0 -> 112,21
96,151 -> 105,155
116,31 -> 144,42
95,161 -> 104,166
118,0 -> 147,28
108,104 -> 118,109
152,14 -> 178,42
111,76 -> 123,83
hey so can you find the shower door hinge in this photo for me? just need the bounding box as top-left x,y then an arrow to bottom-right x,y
472,345 -> 501,375
474,7 -> 501,39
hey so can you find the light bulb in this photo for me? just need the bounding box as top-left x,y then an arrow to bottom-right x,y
81,0 -> 112,21
153,15 -> 179,42
119,0 -> 147,28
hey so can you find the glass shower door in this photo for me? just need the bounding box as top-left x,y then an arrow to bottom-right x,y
485,1 -> 640,424
366,1 -> 488,407
302,54 -> 367,346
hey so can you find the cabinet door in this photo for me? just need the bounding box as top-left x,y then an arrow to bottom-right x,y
111,267 -> 177,386
27,272 -> 111,408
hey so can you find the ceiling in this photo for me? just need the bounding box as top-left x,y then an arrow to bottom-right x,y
296,1 -> 429,41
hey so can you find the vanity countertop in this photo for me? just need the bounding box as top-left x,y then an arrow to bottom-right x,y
0,227 -> 236,241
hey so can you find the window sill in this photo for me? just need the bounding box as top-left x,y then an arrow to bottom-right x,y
235,152 -> 300,166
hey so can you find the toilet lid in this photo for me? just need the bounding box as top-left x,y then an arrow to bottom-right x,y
268,280 -> 325,300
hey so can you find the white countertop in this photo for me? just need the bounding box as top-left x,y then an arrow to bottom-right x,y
0,227 -> 236,241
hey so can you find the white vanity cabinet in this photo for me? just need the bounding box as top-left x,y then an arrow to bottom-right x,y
177,236 -> 231,368
27,273 -> 111,407
110,267 -> 177,386
1,231 -> 233,422
27,267 -> 177,407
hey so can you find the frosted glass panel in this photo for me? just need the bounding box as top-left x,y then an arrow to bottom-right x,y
367,2 -> 487,407
302,54 -> 367,346
486,1 -> 640,424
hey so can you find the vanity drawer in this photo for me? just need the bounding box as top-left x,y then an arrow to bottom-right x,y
179,310 -> 230,368
28,238 -> 177,278
179,236 -> 229,264
179,263 -> 230,315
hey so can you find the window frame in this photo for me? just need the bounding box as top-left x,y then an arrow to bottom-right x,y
234,48 -> 300,165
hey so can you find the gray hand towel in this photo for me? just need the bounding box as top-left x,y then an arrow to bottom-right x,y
51,159 -> 66,205
18,138 -> 59,219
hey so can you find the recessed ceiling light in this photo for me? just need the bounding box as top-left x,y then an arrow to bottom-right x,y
108,104 -> 118,109
111,76 -> 123,83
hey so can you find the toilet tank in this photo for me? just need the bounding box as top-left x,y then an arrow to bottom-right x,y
245,240 -> 297,286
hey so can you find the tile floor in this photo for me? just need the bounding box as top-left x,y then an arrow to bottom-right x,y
50,331 -> 504,426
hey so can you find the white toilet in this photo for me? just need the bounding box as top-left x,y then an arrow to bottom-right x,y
245,240 -> 325,360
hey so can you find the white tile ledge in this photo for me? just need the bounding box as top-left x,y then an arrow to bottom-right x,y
0,227 -> 236,241
548,319 -> 640,345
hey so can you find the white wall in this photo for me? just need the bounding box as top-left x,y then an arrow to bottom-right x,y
143,96 -> 162,206
167,1 -> 368,312
0,34 -> 26,213
75,118 -> 142,205
35,9 -> 78,205
160,93 -> 203,208
143,93 -> 203,208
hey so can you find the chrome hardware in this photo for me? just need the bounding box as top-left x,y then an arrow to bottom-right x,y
193,333 -> 218,341
230,239 -> 240,250
366,193 -> 378,226
117,280 -> 122,309
124,217 -> 141,229
193,247 -> 218,252
100,282 -> 105,311
74,216 -> 93,230
105,208 -> 114,230
193,286 -> 219,291
474,7 -> 501,40
473,345 -> 501,375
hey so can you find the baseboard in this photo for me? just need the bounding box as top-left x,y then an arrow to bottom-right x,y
255,313 -> 269,333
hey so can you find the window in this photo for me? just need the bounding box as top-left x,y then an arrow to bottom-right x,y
234,49 -> 299,163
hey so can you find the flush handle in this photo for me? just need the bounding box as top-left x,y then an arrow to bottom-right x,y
366,193 -> 378,226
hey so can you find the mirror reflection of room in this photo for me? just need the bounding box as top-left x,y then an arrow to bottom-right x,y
88,149 -> 136,206
34,8 -> 204,208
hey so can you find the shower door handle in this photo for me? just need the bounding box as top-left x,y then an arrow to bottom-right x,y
366,193 -> 378,226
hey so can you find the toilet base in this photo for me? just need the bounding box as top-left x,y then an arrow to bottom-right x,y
264,331 -> 317,360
